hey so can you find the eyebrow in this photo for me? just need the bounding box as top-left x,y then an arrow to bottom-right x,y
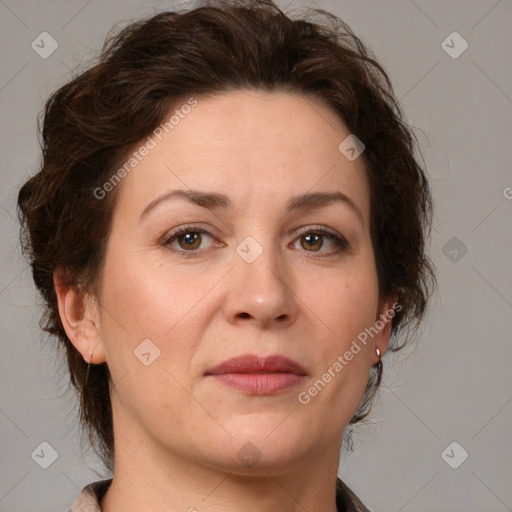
140,189 -> 364,224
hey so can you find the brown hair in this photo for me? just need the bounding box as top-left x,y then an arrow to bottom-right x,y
17,0 -> 436,470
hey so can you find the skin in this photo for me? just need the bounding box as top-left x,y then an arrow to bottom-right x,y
55,90 -> 397,512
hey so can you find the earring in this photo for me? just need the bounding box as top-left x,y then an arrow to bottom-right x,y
375,347 -> 382,371
84,350 -> 93,385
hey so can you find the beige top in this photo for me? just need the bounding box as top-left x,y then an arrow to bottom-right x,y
69,477 -> 372,511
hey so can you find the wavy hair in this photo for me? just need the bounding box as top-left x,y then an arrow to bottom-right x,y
18,0 -> 436,470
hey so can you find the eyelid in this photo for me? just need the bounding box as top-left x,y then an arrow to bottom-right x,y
293,224 -> 339,238
290,225 -> 350,254
161,225 -> 220,256
162,224 -> 214,244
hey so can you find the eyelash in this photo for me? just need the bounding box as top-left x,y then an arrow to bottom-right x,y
162,224 -> 349,258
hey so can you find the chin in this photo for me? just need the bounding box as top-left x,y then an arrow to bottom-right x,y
217,414 -> 308,465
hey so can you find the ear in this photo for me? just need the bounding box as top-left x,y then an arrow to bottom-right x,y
53,271 -> 107,365
373,292 -> 400,363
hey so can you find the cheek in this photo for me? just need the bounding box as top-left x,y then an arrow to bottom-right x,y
97,249 -> 221,373
306,258 -> 379,341
97,257 -> 204,425
300,258 -> 379,392
303,279 -> 378,411
100,246 -> 181,334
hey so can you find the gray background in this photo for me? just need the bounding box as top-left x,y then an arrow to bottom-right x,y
1,1 -> 511,511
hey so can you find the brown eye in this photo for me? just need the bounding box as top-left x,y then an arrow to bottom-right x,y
300,233 -> 324,251
176,231 -> 202,251
164,226 -> 215,255
293,229 -> 349,256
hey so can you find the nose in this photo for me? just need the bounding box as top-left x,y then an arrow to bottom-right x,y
222,238 -> 299,329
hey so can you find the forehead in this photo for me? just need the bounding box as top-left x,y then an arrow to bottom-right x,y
112,89 -> 370,224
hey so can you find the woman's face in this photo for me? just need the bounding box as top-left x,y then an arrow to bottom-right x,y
88,90 -> 395,474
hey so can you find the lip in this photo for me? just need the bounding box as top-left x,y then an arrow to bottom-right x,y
205,354 -> 307,376
205,354 -> 307,395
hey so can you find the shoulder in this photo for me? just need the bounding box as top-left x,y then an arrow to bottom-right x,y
336,477 -> 373,512
68,478 -> 112,512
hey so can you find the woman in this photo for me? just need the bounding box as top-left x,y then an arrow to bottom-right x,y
17,1 -> 436,510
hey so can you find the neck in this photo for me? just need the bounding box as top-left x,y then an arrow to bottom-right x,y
101,430 -> 341,512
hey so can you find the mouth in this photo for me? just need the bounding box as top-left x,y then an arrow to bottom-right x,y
204,354 -> 307,395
